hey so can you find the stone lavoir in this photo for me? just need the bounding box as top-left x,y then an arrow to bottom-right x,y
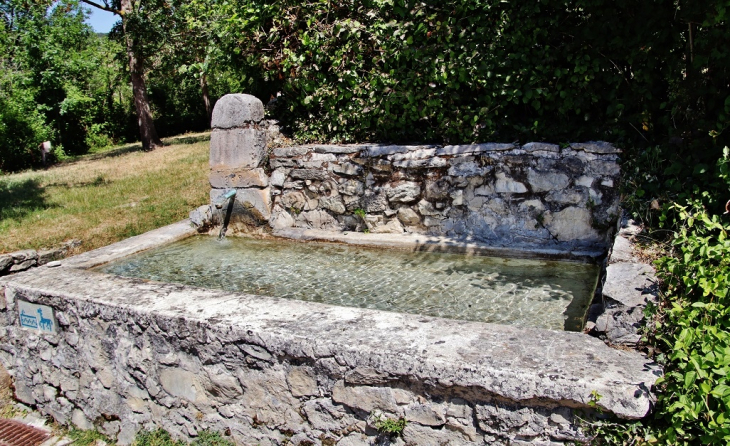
196,94 -> 622,258
0,94 -> 661,445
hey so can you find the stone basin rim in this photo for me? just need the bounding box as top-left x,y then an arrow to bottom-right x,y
64,219 -> 605,271
2,219 -> 662,420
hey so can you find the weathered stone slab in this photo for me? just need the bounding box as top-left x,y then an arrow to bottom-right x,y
609,235 -> 635,263
0,255 -> 13,272
272,146 -> 311,157
392,157 -> 448,169
494,172 -> 528,193
384,182 -> 421,203
313,145 -> 363,154
544,207 -> 600,242
527,169 -> 569,192
295,209 -> 342,230
211,188 -> 272,222
209,129 -> 267,169
522,142 -> 560,153
270,168 -> 288,188
209,168 -> 268,188
366,145 -> 435,157
211,93 -> 265,128
339,180 -> 364,196
333,163 -> 363,177
592,221 -> 656,348
9,259 -> 36,272
189,205 -> 213,228
389,148 -> 437,161
290,169 -> 328,181
448,160 -> 487,177
571,141 -> 621,154
603,263 -> 656,308
319,196 -> 346,215
274,227 -> 605,260
61,220 -> 196,270
436,143 -> 515,156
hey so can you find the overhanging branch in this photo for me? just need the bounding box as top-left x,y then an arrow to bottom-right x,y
79,0 -> 121,16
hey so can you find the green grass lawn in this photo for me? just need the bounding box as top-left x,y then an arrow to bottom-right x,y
0,133 -> 210,254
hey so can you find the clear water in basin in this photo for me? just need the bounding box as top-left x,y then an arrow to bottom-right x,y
95,236 -> 599,331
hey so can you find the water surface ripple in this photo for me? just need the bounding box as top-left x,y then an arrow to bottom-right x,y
96,236 -> 599,331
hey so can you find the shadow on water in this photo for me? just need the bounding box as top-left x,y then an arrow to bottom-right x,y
0,177 -> 54,223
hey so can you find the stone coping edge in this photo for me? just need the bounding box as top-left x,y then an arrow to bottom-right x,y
63,220 -> 197,270
269,141 -> 622,156
2,264 -> 660,419
56,220 -> 604,271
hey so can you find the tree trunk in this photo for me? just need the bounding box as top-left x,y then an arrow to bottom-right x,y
200,72 -> 212,126
121,0 -> 161,150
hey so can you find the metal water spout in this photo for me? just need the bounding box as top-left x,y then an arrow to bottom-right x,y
215,190 -> 237,239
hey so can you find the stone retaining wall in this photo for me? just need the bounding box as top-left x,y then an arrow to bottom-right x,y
0,224 -> 662,445
0,240 -> 80,276
201,94 -> 621,255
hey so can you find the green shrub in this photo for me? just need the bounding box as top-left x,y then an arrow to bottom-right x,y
590,148 -> 730,444
132,429 -> 234,446
650,203 -> 730,444
0,91 -> 53,172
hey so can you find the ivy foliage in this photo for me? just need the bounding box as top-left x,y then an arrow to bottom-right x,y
644,151 -> 730,444
198,0 -> 729,148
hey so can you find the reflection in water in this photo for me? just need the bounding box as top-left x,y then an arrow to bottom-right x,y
96,236 -> 599,331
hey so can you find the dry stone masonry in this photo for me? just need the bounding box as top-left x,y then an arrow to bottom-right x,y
199,94 -> 622,255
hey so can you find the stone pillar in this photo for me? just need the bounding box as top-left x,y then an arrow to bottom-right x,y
209,94 -> 272,228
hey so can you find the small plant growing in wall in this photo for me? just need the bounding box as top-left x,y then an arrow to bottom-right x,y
353,208 -> 370,233
534,212 -> 545,229
588,389 -> 603,413
373,413 -> 407,438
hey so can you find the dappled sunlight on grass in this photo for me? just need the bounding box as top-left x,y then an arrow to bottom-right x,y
0,134 -> 210,254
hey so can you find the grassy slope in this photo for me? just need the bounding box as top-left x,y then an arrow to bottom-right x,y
0,133 -> 210,254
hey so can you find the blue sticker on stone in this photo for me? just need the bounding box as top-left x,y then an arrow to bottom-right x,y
37,308 -> 53,332
17,300 -> 56,333
20,310 -> 38,329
